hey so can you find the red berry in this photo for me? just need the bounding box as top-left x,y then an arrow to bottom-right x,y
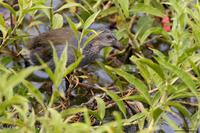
162,16 -> 170,23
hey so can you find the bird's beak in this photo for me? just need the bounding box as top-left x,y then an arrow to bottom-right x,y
112,41 -> 123,50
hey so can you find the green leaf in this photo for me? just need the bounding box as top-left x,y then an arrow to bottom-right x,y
49,108 -> 64,132
113,112 -> 123,133
130,4 -> 165,17
139,27 -> 165,44
0,25 -> 7,39
0,14 -> 6,27
151,48 -> 168,61
23,80 -> 44,107
167,101 -> 191,121
0,57 -> 12,66
84,109 -> 91,126
51,43 -> 59,67
27,20 -> 43,28
0,14 -> 7,39
0,64 -> 10,73
64,54 -> 83,76
116,0 -> 129,17
157,59 -> 198,98
152,107 -> 163,122
0,66 -> 40,100
126,113 -> 145,123
65,15 -> 79,39
0,95 -> 28,114
130,56 -> 165,80
88,110 -> 101,120
100,87 -> 126,117
61,107 -> 87,117
0,128 -> 22,133
18,0 -> 33,10
0,1 -> 16,16
106,66 -> 151,105
103,47 -> 113,59
135,16 -> 154,40
169,92 -> 194,100
82,30 -> 99,49
56,2 -> 89,13
83,11 -> 101,30
99,7 -> 118,18
131,59 -> 152,85
95,97 -> 106,120
123,95 -> 148,104
7,66 -> 41,92
54,43 -> 68,89
37,57 -> 54,82
23,5 -> 50,14
52,13 -> 63,29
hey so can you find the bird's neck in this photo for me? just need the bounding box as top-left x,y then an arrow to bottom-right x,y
79,40 -> 102,66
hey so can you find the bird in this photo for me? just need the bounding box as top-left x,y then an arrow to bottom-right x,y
21,27 -> 121,69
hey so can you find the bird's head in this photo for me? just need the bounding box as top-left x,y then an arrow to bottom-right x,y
91,28 -> 121,50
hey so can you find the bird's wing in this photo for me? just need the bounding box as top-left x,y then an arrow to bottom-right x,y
27,27 -> 79,49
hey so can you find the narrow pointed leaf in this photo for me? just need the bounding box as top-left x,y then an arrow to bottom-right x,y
95,97 -> 106,120
83,11 -> 101,30
106,66 -> 151,105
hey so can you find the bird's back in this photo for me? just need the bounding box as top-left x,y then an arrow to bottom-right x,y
27,27 -> 79,49
26,27 -> 82,68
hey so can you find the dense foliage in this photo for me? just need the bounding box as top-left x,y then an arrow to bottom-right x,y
0,0 -> 200,132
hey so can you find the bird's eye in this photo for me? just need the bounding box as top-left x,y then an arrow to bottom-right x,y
106,35 -> 113,40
